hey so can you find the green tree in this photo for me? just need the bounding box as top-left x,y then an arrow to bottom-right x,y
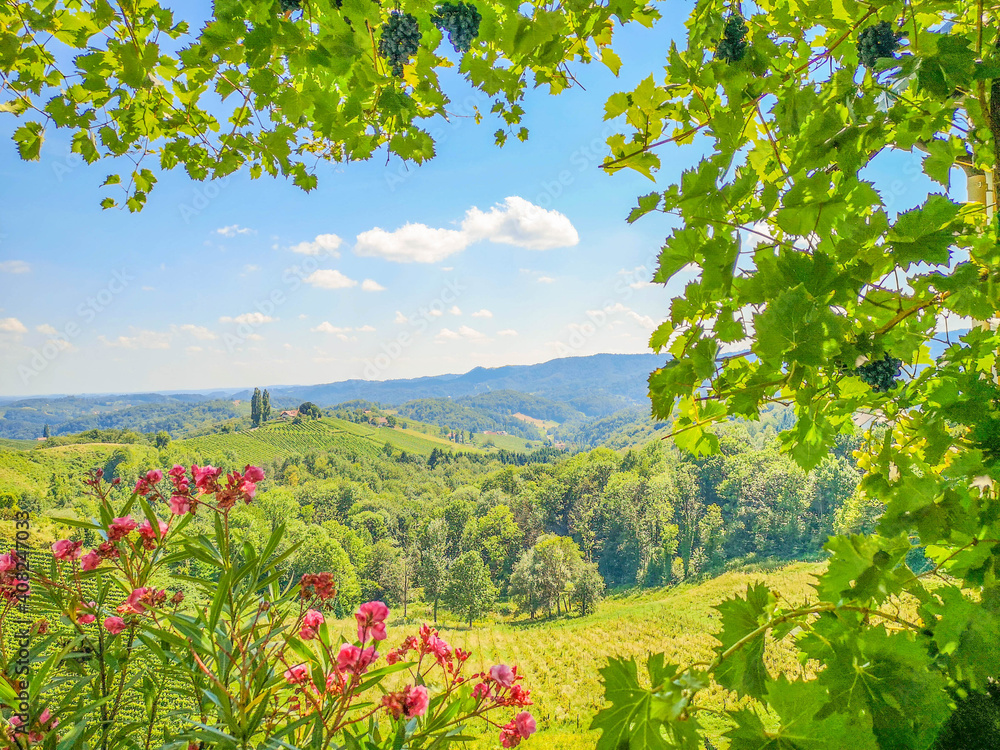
251,387 -> 262,428
42,424 -> 50,438
572,560 -> 605,617
443,550 -> 496,628
154,430 -> 171,449
417,519 -> 450,623
298,402 -> 322,420
261,389 -> 272,423
593,1 -> 1000,747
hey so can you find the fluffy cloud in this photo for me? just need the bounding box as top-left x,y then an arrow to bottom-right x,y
311,322 -> 350,334
99,328 -> 172,350
352,197 -> 578,263
357,325 -> 376,332
36,324 -> 58,335
304,269 -> 358,290
355,225 -> 467,264
537,276 -> 556,284
394,311 -> 409,324
449,306 -> 462,315
216,225 -> 254,237
0,260 -> 30,274
589,302 -> 656,329
0,317 -> 27,335
361,279 -> 386,292
435,325 -> 487,343
290,234 -> 343,256
461,196 -> 579,250
471,309 -> 493,318
219,313 -> 275,325
176,324 -> 217,340
498,329 -> 518,337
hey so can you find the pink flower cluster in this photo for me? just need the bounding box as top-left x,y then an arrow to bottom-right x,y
134,463 -> 264,516
299,609 -> 324,640
0,550 -> 28,603
471,664 -> 532,708
385,624 -> 469,677
300,572 -> 337,600
499,712 -> 536,748
8,708 -> 58,744
381,684 -> 429,719
356,600 -> 389,642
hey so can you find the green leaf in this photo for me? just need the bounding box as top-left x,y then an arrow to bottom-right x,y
713,582 -> 774,699
591,656 -> 672,750
13,122 -> 44,160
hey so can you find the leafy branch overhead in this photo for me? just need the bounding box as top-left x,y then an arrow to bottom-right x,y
594,0 -> 1000,747
0,0 -> 657,209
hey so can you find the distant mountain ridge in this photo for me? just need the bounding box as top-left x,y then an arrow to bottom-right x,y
245,353 -> 662,415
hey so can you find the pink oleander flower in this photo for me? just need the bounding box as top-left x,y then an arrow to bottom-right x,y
473,682 -> 491,700
490,664 -> 516,688
404,684 -> 429,717
80,550 -> 101,571
240,479 -> 257,500
138,519 -> 170,540
118,587 -> 150,615
38,708 -> 55,728
52,539 -> 83,561
299,608 -> 324,640
78,601 -> 97,625
103,616 -> 127,635
284,664 -> 310,685
146,469 -> 163,484
355,600 -> 389,642
192,464 -> 222,493
244,465 -> 265,483
326,670 -> 346,695
514,712 -> 536,738
386,649 -> 401,665
108,517 -> 137,541
169,495 -> 193,515
499,724 -> 520,748
0,552 -> 18,573
337,643 -> 378,675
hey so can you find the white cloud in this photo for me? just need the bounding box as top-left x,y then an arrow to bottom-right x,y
0,260 -> 30,274
462,196 -> 579,250
176,324 -> 217,340
304,269 -> 358,290
311,322 -> 351,334
352,197 -> 578,263
243,264 -> 260,274
99,328 -> 172,350
357,324 -> 376,332
449,306 -> 462,315
428,308 -> 443,317
289,233 -> 343,256
361,279 -> 386,292
537,276 -> 556,284
36,324 -> 58,335
216,225 -> 254,237
435,325 -> 487,343
589,302 -> 656,329
471,309 -> 493,318
141,286 -> 155,291
0,318 -> 27,335
394,311 -> 409,324
219,312 -> 275,325
498,329 -> 518,337
355,224 -> 468,264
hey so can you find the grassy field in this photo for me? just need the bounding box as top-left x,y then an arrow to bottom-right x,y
0,442 -> 159,497
332,562 -> 824,749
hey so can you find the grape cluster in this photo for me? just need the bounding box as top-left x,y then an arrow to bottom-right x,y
432,2 -> 482,53
855,353 -> 903,393
715,14 -> 748,64
279,0 -> 302,11
857,21 -> 900,69
379,11 -> 422,78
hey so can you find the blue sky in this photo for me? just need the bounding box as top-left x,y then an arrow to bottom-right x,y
0,3 -> 952,397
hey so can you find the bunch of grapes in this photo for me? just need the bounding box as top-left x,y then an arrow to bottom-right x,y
432,2 -> 482,53
857,21 -> 900,69
855,353 -> 904,393
279,0 -> 302,11
715,14 -> 748,64
378,11 -> 422,78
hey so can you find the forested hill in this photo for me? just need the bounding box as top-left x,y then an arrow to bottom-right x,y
253,353 -> 660,414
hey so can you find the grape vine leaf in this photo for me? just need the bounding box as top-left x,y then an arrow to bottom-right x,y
591,656 -> 674,750
713,582 -> 775,699
725,678 -> 879,750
